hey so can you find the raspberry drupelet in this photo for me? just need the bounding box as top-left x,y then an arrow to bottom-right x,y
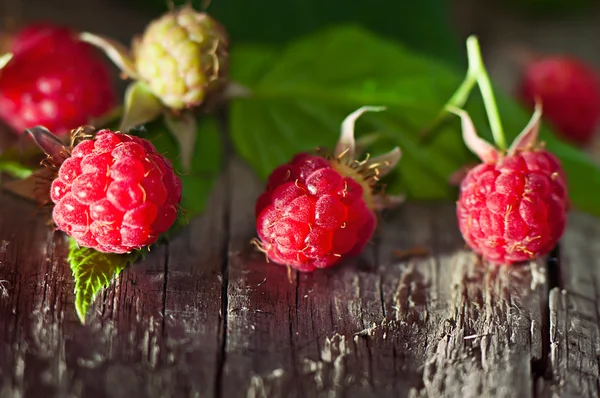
453,104 -> 568,264
518,56 -> 600,145
254,107 -> 402,272
0,23 -> 116,136
29,127 -> 182,253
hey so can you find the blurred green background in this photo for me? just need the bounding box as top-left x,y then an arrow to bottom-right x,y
136,0 -> 463,65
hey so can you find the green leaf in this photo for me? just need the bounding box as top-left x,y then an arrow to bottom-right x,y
229,26 -> 474,200
0,160 -> 33,179
140,115 -> 223,220
228,25 -> 600,216
68,239 -> 143,323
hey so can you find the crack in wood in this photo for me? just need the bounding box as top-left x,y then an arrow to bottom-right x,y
215,166 -> 232,398
531,245 -> 562,398
160,243 -> 169,334
545,212 -> 600,397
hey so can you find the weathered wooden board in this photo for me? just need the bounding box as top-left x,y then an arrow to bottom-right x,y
0,158 -> 567,398
544,212 -> 600,398
1,0 -> 600,396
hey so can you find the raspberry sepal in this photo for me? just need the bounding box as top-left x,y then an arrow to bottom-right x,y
0,53 -> 12,70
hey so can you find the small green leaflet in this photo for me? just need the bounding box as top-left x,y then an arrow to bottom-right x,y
228,25 -> 600,216
68,238 -> 144,323
0,160 -> 34,179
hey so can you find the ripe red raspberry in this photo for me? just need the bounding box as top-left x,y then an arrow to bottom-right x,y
254,107 -> 402,272
0,23 -> 116,136
9,23 -> 74,55
453,105 -> 568,264
517,56 -> 600,145
47,129 -> 182,253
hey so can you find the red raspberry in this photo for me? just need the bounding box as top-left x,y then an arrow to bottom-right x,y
517,56 -> 600,145
49,129 -> 182,253
9,23 -> 74,56
254,107 -> 402,272
0,23 -> 116,136
453,105 -> 568,264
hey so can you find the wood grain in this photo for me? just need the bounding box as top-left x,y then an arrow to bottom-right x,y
0,158 -> 574,398
2,0 -> 600,396
545,212 -> 600,398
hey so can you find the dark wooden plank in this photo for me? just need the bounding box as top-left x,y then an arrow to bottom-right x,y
0,170 -> 228,397
0,193 -> 66,398
0,159 -> 586,398
5,0 -> 600,396
220,159 -> 299,397
378,204 -> 547,398
218,159 -> 550,398
0,143 -> 588,398
546,211 -> 600,398
160,172 -> 228,397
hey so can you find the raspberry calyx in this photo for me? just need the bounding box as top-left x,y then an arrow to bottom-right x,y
254,107 -> 402,272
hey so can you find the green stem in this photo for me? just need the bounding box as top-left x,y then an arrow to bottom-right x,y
466,36 -> 506,150
443,58 -> 478,113
0,160 -> 34,179
419,42 -> 478,139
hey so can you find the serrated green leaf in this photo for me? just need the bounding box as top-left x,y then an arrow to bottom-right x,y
229,25 -> 474,200
139,115 -> 223,220
229,25 -> 600,216
68,239 -> 143,323
0,160 -> 33,179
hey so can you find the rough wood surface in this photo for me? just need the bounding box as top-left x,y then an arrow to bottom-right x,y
1,1 -> 599,397
1,157 -> 587,398
543,212 -> 600,398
